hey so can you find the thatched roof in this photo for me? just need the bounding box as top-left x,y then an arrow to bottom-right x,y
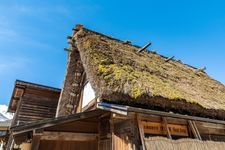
68,25 -> 225,119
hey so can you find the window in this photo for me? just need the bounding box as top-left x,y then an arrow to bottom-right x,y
81,82 -> 96,109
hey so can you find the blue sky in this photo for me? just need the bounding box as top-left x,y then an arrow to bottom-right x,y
0,0 -> 225,105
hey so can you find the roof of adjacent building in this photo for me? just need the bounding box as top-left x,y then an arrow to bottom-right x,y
0,119 -> 11,128
67,24 -> 225,119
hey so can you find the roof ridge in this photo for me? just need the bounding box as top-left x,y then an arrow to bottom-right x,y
15,79 -> 61,91
72,24 -> 200,71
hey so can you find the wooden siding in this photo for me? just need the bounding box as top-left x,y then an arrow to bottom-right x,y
114,134 -> 132,150
99,139 -> 111,150
11,87 -> 60,127
39,140 -> 98,150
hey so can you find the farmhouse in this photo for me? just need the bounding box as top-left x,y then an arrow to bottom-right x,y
8,25 -> 225,150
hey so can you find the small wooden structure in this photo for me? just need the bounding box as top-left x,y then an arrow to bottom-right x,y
8,25 -> 225,150
7,80 -> 61,149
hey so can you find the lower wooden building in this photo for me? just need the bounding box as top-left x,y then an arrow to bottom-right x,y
10,102 -> 225,150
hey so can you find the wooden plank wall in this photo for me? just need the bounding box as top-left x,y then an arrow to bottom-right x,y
98,139 -> 111,150
99,115 -> 111,150
38,140 -> 98,150
114,119 -> 140,150
12,87 -> 60,127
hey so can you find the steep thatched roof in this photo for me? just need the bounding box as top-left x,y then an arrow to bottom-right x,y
69,25 -> 225,119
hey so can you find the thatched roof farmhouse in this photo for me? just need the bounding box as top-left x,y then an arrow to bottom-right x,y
7,25 -> 225,150
57,24 -> 225,120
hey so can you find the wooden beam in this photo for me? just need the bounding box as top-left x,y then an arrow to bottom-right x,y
126,105 -> 225,125
31,135 -> 41,150
67,36 -> 72,39
112,113 -> 128,120
195,66 -> 206,74
165,56 -> 175,62
192,121 -> 202,140
40,132 -> 98,141
97,103 -> 127,115
64,48 -> 73,52
138,42 -> 151,53
162,117 -> 172,139
137,114 -> 146,150
188,120 -> 202,140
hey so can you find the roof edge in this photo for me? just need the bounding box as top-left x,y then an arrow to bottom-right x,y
8,80 -> 61,112
72,24 -> 199,71
15,80 -> 61,92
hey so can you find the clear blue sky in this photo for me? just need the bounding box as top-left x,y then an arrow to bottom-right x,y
0,0 -> 225,105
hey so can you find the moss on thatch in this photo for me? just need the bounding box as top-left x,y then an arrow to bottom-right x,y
72,27 -> 225,119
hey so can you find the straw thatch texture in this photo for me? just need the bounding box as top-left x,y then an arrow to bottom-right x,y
145,137 -> 225,150
72,27 -> 225,119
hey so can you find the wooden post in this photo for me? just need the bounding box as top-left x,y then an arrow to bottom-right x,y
137,114 -> 146,150
31,135 -> 41,150
162,117 -> 172,139
110,113 -> 115,150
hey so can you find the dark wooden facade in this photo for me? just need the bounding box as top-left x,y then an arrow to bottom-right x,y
8,80 -> 60,127
7,80 -> 60,149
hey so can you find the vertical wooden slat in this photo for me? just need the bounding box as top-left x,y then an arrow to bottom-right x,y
192,121 -> 202,140
31,135 -> 41,150
188,120 -> 202,140
110,114 -> 115,150
162,117 -> 172,139
137,114 -> 146,150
